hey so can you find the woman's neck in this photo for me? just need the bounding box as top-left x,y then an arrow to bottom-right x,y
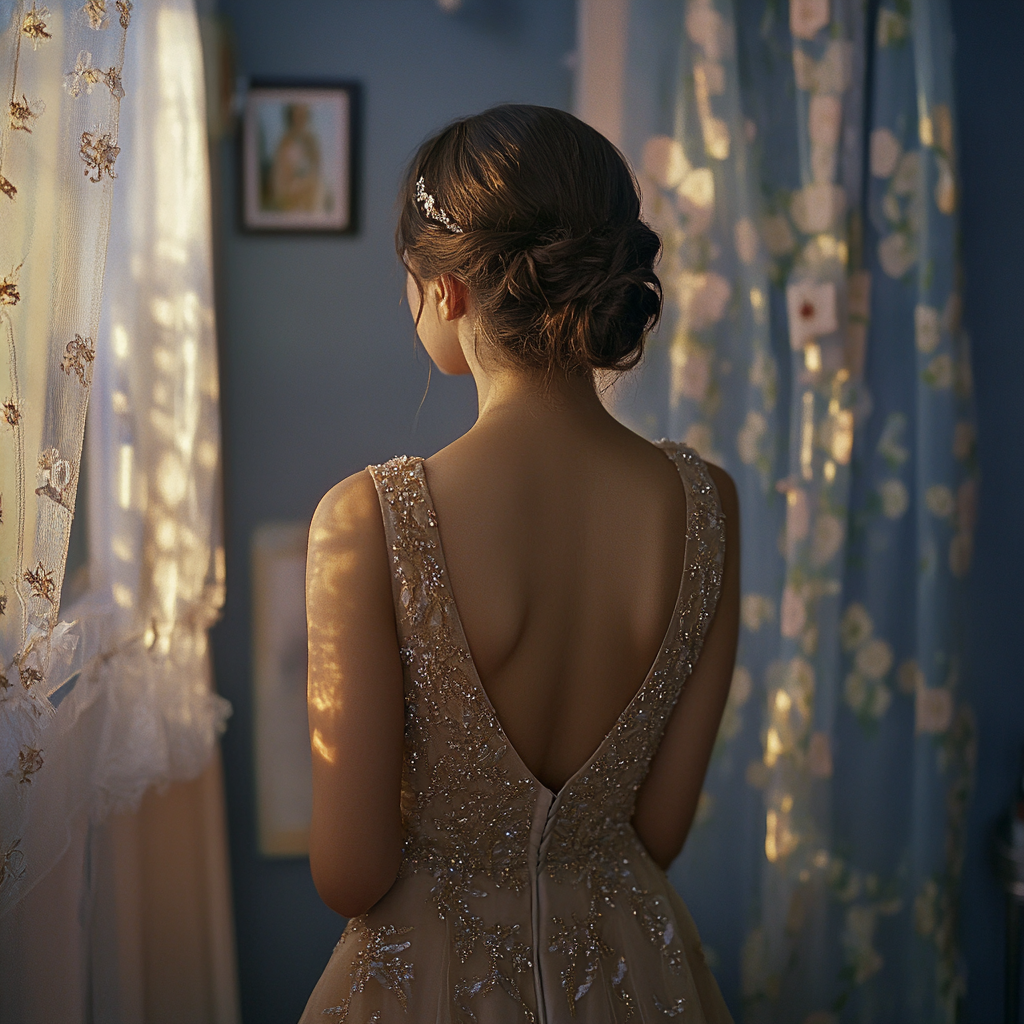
471,362 -> 614,436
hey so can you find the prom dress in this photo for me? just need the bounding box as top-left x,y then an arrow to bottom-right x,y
299,442 -> 733,1023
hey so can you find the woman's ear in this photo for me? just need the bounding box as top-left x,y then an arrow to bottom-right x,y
437,275 -> 469,321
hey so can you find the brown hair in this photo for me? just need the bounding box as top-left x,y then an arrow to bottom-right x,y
396,104 -> 662,375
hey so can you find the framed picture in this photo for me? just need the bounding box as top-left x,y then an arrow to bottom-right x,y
251,522 -> 312,856
242,80 -> 359,233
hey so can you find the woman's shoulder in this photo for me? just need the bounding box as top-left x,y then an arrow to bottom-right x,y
309,468 -> 382,555
654,440 -> 738,520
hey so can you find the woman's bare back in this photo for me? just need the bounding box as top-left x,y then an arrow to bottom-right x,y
423,402 -> 693,793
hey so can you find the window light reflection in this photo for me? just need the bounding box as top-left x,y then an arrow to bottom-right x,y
112,323 -> 129,358
312,728 -> 336,765
117,444 -> 133,509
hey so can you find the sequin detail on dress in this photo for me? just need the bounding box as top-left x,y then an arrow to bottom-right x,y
299,444 -> 731,1024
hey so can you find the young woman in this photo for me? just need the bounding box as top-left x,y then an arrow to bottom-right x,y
301,105 -> 740,1023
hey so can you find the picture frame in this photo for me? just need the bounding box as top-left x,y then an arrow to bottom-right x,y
241,80 -> 359,234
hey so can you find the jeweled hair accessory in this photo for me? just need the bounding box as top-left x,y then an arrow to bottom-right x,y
415,177 -> 464,234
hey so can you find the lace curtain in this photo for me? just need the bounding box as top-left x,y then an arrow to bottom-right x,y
0,0 -> 227,990
611,1 -> 976,1020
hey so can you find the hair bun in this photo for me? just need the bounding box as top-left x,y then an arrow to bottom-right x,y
498,223 -> 662,372
397,105 -> 664,375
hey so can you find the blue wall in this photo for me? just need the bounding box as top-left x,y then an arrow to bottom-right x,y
211,1 -> 1023,1021
210,2 -> 575,1021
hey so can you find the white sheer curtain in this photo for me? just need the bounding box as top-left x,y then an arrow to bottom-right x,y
0,2 -> 235,1019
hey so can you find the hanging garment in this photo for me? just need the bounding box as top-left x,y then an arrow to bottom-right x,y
300,442 -> 732,1024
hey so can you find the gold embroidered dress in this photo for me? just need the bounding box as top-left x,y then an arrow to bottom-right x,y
300,442 -> 733,1024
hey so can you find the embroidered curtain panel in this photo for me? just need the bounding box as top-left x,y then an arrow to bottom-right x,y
0,0 -> 228,1002
612,1 -> 976,1020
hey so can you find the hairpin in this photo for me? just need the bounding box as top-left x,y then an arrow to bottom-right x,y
415,177 -> 464,234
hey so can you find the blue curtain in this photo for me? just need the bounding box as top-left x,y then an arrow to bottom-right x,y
615,1 -> 977,1020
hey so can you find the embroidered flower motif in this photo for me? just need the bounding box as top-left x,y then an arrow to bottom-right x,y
780,586 -> 807,638
923,353 -> 953,389
36,448 -> 74,507
844,673 -> 892,720
0,175 -> 16,201
685,0 -> 730,60
3,399 -> 21,427
104,67 -> 124,100
7,747 -> 44,785
784,485 -> 810,548
761,213 -> 796,256
679,270 -> 730,331
642,135 -> 689,189
870,128 -> 901,178
855,639 -> 894,680
790,0 -> 830,41
0,265 -> 22,306
322,922 -> 414,1019
790,183 -> 846,234
786,279 -> 838,349
21,6 -> 52,47
0,838 -> 26,894
891,151 -> 920,196
915,687 -> 953,734
737,410 -> 767,465
9,95 -> 44,133
741,593 -> 775,631
23,561 -> 56,603
897,660 -> 925,695
914,304 -> 941,353
878,478 -> 909,519
934,155 -> 956,214
679,166 -> 715,210
16,663 -> 40,689
60,335 -> 96,385
840,603 -> 873,651
811,513 -> 844,567
809,94 -> 842,148
876,9 -> 909,46
65,52 -> 104,97
82,0 -> 109,29
878,232 -> 916,279
925,485 -> 954,518
116,0 -> 133,29
734,217 -> 759,264
671,342 -> 711,402
792,40 -> 853,95
80,131 -> 120,182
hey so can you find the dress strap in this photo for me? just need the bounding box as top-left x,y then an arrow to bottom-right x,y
367,455 -> 451,637
656,440 -> 726,655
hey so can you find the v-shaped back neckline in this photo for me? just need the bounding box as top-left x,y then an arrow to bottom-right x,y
413,442 -> 694,799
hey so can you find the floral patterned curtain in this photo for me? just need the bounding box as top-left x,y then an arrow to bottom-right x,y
614,0 -> 977,1020
0,0 -> 228,1011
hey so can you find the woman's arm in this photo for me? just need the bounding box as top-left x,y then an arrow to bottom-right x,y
306,470 -> 406,918
632,464 -> 741,869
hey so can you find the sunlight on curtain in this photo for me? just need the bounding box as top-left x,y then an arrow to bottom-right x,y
0,0 -> 228,1012
613,1 -> 977,1020
0,0 -> 135,920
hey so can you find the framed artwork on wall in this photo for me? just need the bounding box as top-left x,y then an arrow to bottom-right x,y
241,80 -> 359,233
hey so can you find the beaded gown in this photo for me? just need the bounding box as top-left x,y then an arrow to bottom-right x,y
300,441 -> 733,1024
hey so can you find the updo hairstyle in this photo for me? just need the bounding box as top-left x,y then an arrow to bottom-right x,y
396,105 -> 663,375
